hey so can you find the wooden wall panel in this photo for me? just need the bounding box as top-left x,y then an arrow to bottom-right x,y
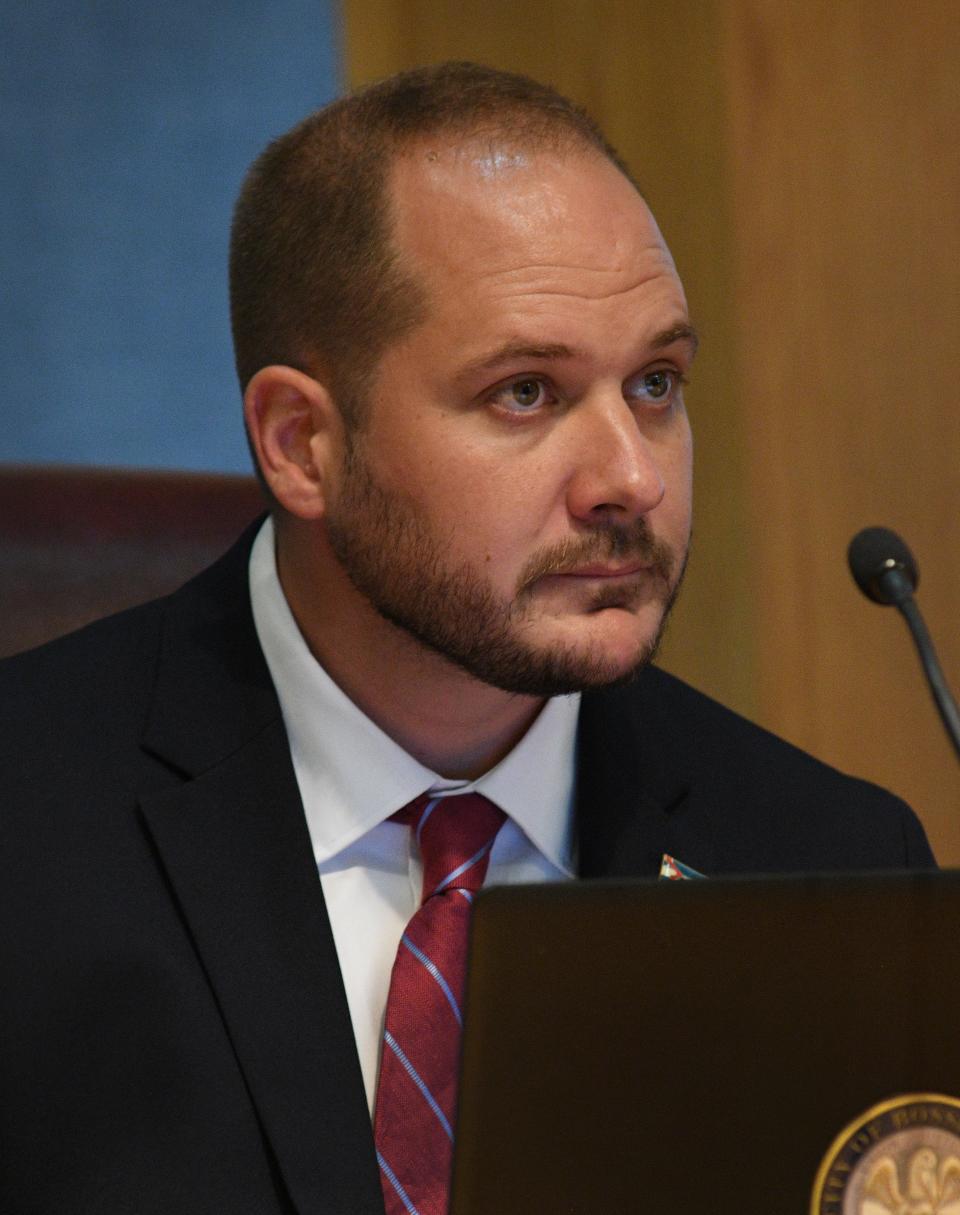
722,1 -> 960,864
343,0 -> 960,863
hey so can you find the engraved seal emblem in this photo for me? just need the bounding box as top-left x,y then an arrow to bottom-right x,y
811,1095 -> 960,1214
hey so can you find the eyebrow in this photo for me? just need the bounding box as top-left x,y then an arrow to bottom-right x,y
455,321 -> 700,384
651,322 -> 700,356
455,342 -> 581,383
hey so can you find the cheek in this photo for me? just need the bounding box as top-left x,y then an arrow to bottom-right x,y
447,467 -> 557,582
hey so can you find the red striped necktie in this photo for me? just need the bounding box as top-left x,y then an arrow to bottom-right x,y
374,791 -> 506,1215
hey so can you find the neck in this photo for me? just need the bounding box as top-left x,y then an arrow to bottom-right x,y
275,525 -> 544,780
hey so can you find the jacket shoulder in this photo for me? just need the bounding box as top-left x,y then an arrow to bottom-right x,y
0,520 -> 263,751
609,664 -> 888,786
0,599 -> 167,795
580,665 -> 935,871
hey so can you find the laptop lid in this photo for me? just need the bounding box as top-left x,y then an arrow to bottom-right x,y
451,871 -> 960,1215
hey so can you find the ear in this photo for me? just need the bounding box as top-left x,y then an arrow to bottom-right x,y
243,365 -> 342,519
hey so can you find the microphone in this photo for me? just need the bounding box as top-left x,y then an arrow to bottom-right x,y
848,526 -> 960,762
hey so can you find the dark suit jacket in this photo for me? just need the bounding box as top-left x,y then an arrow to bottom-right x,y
0,525 -> 934,1214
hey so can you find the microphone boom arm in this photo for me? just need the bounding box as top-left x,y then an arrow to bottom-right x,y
848,526 -> 960,767
896,592 -> 960,763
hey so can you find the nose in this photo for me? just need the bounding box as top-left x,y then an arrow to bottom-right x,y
564,392 -> 668,524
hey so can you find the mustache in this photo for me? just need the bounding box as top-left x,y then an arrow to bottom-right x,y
516,520 -> 676,597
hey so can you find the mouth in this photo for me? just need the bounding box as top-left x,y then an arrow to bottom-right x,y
555,563 -> 651,580
515,523 -> 677,601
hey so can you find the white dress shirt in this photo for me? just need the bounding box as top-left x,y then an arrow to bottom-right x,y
249,518 -> 578,1114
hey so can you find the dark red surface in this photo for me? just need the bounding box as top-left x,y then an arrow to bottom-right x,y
0,464 -> 265,657
0,463 -> 264,543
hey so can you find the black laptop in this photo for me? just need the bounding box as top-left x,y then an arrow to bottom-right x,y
451,871 -> 960,1214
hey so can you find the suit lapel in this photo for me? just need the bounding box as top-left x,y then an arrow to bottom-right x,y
575,671 -> 718,879
138,529 -> 383,1215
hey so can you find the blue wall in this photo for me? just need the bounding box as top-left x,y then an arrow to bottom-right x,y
1,2 -> 342,472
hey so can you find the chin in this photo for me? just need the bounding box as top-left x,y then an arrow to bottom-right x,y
481,610 -> 664,698
557,603 -> 664,659
570,633 -> 661,686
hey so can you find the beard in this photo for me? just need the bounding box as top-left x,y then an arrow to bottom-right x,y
325,437 -> 687,697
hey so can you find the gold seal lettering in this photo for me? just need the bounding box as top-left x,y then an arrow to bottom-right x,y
810,1095 -> 960,1215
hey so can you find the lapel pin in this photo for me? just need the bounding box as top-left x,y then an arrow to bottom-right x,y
659,854 -> 706,880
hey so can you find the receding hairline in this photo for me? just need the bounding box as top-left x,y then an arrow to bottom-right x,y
379,131 -> 652,328
380,102 -> 647,209
388,122 -> 643,179
382,130 -> 649,278
230,62 -> 647,423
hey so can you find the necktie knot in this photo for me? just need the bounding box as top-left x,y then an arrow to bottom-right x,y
395,792 -> 506,904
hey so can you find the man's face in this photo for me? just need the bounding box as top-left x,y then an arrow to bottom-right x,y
323,141 -> 695,696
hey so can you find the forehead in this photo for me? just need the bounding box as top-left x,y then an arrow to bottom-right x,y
387,137 -> 684,326
381,140 -> 689,375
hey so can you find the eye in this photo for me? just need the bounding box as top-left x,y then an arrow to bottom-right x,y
487,376 -> 555,414
626,367 -> 686,405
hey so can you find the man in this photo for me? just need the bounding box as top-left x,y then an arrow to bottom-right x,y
0,63 -> 933,1215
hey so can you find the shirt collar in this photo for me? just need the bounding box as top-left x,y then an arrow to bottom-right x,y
249,517 -> 578,877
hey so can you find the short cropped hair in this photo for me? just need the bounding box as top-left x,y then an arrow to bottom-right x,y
229,61 -> 638,424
